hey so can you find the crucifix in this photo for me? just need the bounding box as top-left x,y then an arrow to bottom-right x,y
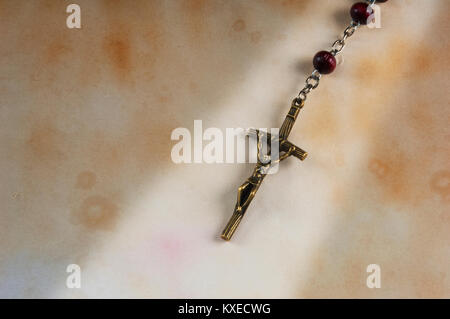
221,98 -> 307,241
220,0 -> 390,241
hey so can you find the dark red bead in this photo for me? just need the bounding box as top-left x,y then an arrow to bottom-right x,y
350,2 -> 371,25
313,51 -> 336,75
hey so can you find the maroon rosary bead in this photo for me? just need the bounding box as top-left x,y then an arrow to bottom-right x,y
350,2 -> 371,25
313,51 -> 336,75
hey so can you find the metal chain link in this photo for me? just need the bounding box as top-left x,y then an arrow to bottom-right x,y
296,69 -> 322,103
330,20 -> 360,56
295,20 -> 361,103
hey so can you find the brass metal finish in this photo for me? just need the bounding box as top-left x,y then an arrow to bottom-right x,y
280,99 -> 304,138
221,99 -> 307,241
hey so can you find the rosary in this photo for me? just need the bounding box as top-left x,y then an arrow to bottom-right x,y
221,0 -> 389,241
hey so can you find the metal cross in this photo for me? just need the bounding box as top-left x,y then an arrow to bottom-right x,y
221,99 -> 307,241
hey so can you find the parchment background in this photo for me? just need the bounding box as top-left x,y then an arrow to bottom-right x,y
0,0 -> 449,298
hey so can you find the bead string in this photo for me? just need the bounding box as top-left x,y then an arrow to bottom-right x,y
295,0 -> 388,104
221,1 -> 389,241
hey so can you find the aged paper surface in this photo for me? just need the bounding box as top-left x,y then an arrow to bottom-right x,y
0,0 -> 448,298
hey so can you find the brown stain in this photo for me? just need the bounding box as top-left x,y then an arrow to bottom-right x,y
188,81 -> 198,94
98,1 -> 173,88
353,36 -> 449,93
87,135 -> 126,176
250,31 -> 262,44
72,195 -> 119,231
349,46 -> 396,134
182,0 -> 208,16
412,270 -> 448,298
181,0 -> 209,44
44,41 -> 72,64
301,254 -> 370,298
368,159 -> 389,179
76,171 -> 97,190
353,38 -> 441,90
407,100 -> 434,134
368,153 -> 411,203
266,0 -> 312,15
40,0 -> 61,10
430,170 -> 450,202
86,102 -> 180,178
124,105 -> 179,170
26,121 -> 65,162
103,33 -> 133,81
142,23 -> 166,72
20,19 -> 78,90
410,46 -> 434,76
298,92 -> 339,144
407,221 -> 450,298
367,147 -> 431,205
350,34 -> 450,207
353,40 -> 410,86
232,19 -> 246,32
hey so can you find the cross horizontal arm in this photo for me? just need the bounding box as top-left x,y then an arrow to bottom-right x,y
247,128 -> 307,161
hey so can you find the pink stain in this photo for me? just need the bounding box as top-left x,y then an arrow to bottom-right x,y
160,237 -> 184,263
154,229 -> 201,267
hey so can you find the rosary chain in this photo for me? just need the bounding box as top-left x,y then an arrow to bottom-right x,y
330,20 -> 360,56
296,70 -> 322,103
295,20 -> 360,103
